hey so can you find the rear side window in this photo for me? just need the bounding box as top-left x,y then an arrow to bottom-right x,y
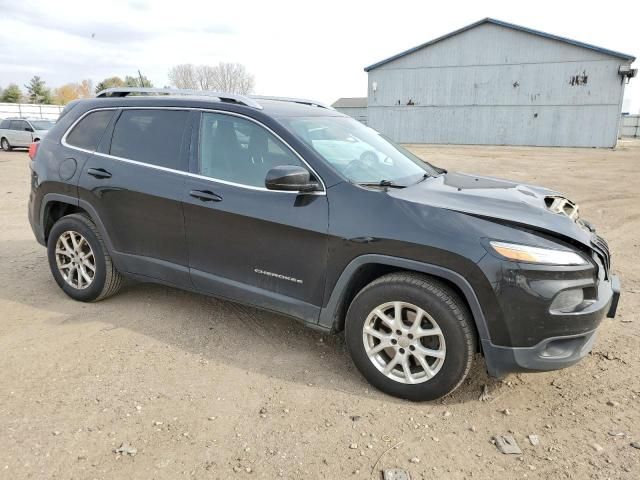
66,110 -> 115,151
0,120 -> 9,129
110,109 -> 188,170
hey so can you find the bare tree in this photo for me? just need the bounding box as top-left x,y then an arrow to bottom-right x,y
168,62 -> 255,94
77,79 -> 94,98
211,62 -> 255,95
195,65 -> 215,90
168,64 -> 199,90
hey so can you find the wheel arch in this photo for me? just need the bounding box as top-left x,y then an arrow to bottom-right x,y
40,195 -> 116,256
41,196 -> 83,242
319,255 -> 490,346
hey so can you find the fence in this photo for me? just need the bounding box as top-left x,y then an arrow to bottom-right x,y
0,103 -> 64,121
619,114 -> 640,138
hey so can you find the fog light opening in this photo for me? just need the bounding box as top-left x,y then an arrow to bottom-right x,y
550,289 -> 584,313
541,337 -> 584,358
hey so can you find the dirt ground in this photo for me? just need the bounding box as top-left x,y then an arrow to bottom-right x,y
1,141 -> 639,480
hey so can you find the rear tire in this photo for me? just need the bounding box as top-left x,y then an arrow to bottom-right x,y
345,272 -> 476,401
1,138 -> 12,151
47,214 -> 123,302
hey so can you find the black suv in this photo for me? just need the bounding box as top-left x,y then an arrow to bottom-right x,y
28,88 -> 620,401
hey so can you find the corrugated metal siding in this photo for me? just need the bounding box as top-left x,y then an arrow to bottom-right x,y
368,104 -> 619,146
334,106 -> 368,124
367,23 -> 630,147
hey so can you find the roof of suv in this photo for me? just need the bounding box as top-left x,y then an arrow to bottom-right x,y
253,98 -> 344,117
85,88 -> 345,119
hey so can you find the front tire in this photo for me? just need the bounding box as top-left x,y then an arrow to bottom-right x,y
47,214 -> 123,302
1,137 -> 12,151
345,272 -> 476,401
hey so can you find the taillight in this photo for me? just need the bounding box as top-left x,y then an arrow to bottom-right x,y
28,142 -> 39,160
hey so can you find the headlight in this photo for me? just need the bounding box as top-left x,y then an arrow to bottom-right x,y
489,241 -> 587,265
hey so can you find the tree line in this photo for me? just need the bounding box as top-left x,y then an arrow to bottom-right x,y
167,63 -> 254,94
0,62 -> 255,106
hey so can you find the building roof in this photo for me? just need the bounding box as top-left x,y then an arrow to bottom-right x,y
331,97 -> 367,108
364,17 -> 636,72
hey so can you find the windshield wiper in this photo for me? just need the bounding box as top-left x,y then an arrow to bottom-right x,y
414,173 -> 431,184
356,180 -> 406,189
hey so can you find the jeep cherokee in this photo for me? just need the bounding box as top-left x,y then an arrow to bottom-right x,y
28,88 -> 620,401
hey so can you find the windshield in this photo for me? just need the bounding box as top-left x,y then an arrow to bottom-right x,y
280,116 -> 440,186
30,120 -> 54,130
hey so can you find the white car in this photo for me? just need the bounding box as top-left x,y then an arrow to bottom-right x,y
0,117 -> 55,151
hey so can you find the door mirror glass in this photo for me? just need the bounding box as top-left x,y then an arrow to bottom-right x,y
265,165 -> 320,192
25,126 -> 34,132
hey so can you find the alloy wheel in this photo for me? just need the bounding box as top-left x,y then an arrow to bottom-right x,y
362,301 -> 446,384
55,231 -> 96,289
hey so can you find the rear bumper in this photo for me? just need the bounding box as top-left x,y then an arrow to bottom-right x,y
484,274 -> 620,377
28,191 -> 46,246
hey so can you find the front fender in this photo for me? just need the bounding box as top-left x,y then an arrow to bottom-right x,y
317,254 -> 491,343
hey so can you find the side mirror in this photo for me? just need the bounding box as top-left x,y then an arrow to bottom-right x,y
265,165 -> 320,193
25,127 -> 34,132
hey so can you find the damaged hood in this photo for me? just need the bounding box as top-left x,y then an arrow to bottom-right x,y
389,171 -> 594,247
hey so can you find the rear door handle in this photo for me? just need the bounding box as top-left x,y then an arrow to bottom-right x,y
87,168 -> 112,179
189,189 -> 222,202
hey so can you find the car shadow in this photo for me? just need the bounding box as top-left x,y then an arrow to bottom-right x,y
0,240 -> 496,405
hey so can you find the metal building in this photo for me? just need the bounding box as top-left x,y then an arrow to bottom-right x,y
365,18 -> 636,147
331,97 -> 368,124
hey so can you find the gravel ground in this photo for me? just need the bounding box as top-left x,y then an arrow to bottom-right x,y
1,141 -> 639,479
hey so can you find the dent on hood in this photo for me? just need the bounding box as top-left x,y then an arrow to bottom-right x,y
390,171 -> 594,248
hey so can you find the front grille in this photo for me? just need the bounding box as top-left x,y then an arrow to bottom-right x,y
591,234 -> 611,279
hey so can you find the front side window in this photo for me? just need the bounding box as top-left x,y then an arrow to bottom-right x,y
66,110 -> 115,151
199,112 -> 304,188
10,120 -> 26,131
281,116 -> 440,186
110,109 -> 189,170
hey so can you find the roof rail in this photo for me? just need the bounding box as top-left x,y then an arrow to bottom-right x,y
95,87 -> 263,110
250,95 -> 334,110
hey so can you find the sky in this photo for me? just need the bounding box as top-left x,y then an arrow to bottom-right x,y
0,0 -> 639,111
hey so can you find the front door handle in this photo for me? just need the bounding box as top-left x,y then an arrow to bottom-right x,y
189,189 -> 222,202
87,168 -> 112,179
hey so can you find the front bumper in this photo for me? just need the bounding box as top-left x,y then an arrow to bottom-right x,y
483,274 -> 620,377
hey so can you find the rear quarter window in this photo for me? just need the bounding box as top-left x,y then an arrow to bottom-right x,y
109,109 -> 189,170
66,110 -> 115,151
0,120 -> 9,129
